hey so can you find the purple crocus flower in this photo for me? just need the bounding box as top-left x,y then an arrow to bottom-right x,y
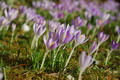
0,16 -> 9,26
98,32 -> 109,44
111,41 -> 119,50
19,6 -> 28,14
58,25 -> 75,44
33,23 -> 46,38
50,11 -> 64,20
72,17 -> 87,29
79,51 -> 93,72
74,31 -> 88,47
43,32 -> 59,50
89,41 -> 98,54
49,20 -> 61,32
87,24 -> 93,30
31,23 -> 46,49
4,8 -> 18,21
85,11 -> 92,19
96,13 -> 110,27
0,1 -> 8,9
33,15 -> 46,26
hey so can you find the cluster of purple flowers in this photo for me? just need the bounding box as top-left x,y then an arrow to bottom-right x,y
0,0 -> 120,80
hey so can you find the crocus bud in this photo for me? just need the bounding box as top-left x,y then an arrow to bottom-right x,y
49,20 -> 60,32
33,23 -> 46,38
111,41 -> 119,50
72,17 -> 87,29
98,32 -> 109,44
89,41 -> 98,54
79,51 -> 93,72
75,31 -> 88,47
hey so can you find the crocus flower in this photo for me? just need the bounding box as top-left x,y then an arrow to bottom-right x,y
4,8 -> 18,21
0,16 -> 9,31
85,11 -> 92,19
111,41 -> 119,50
0,16 -> 9,26
31,23 -> 46,49
74,31 -> 88,47
72,17 -> 87,29
33,15 -> 46,26
87,24 -> 93,30
50,11 -> 64,20
49,20 -> 61,32
98,32 -> 109,44
89,41 -> 98,54
79,51 -> 93,72
0,1 -> 8,10
33,23 -> 46,38
43,32 -> 59,50
58,25 -> 75,44
96,14 -> 110,27
78,51 -> 93,80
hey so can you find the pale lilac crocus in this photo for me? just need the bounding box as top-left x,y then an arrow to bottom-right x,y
0,16 -> 9,26
96,14 -> 110,27
31,23 -> 46,49
0,16 -> 10,31
50,11 -> 64,20
40,32 -> 59,69
72,17 -> 87,29
43,32 -> 59,50
98,32 -> 109,45
78,51 -> 93,80
4,8 -> 18,21
58,25 -> 75,44
89,41 -> 98,55
87,24 -> 93,30
49,20 -> 61,32
74,31 -> 88,47
0,1 -> 8,10
33,15 -> 46,26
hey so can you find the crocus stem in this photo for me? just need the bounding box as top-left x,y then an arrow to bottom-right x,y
78,71 -> 83,80
52,45 -> 62,67
63,46 -> 76,72
117,35 -> 120,43
92,27 -> 97,38
105,50 -> 113,66
31,36 -> 37,49
40,50 -> 50,70
10,32 -> 15,44
93,43 -> 100,59
3,67 -> 6,80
